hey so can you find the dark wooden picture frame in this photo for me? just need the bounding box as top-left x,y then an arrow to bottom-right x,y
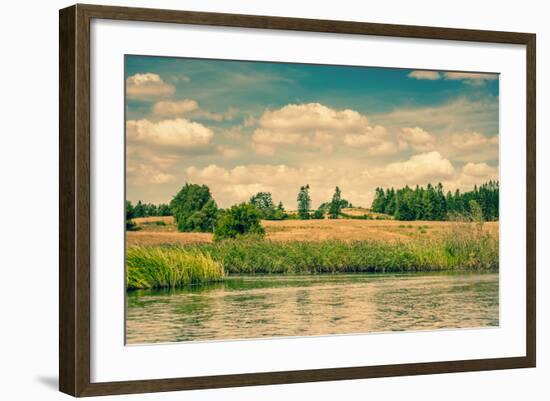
59,3 -> 536,397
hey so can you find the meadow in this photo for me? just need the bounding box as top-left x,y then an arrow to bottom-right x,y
128,214 -> 498,246
126,211 -> 499,289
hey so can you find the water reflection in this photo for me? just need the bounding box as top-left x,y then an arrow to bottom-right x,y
126,273 -> 498,344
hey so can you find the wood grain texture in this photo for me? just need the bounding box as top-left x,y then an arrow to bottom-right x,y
59,3 -> 537,397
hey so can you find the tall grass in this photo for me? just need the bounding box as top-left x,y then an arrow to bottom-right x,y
126,247 -> 224,289
126,221 -> 498,288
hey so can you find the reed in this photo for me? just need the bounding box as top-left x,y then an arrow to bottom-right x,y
126,246 -> 224,289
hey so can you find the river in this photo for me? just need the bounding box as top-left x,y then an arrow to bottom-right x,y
126,272 -> 498,344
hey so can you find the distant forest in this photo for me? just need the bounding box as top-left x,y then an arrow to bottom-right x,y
370,181 -> 499,221
126,200 -> 172,218
126,181 -> 499,223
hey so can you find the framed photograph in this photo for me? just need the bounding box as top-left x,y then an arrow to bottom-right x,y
59,4 -> 536,397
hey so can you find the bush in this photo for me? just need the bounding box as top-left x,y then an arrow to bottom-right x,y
214,203 -> 265,241
312,209 -> 325,219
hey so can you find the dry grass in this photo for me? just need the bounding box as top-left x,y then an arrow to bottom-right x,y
127,215 -> 498,246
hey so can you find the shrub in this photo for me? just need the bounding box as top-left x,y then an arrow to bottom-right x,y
214,203 -> 265,241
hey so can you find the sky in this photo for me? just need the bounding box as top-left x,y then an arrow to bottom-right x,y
125,55 -> 499,209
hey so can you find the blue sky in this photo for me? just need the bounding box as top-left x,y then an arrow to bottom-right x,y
125,55 -> 499,208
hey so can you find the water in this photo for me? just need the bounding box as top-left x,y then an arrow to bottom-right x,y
126,273 -> 498,344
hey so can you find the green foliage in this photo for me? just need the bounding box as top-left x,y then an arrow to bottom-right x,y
312,209 -> 325,219
297,184 -> 312,220
371,181 -> 499,221
328,186 -> 342,219
214,203 -> 265,240
126,246 -> 224,289
170,184 -> 218,232
126,200 -> 172,218
125,200 -> 138,231
249,192 -> 287,220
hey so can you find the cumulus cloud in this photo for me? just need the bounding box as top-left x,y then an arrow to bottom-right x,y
152,99 -> 199,116
371,151 -> 455,183
408,70 -> 441,80
126,118 -> 214,149
152,99 -> 236,121
443,162 -> 499,191
448,131 -> 498,150
399,127 -> 436,152
126,73 -> 175,100
127,162 -> 176,185
462,162 -> 498,178
438,131 -> 499,163
252,103 -> 402,156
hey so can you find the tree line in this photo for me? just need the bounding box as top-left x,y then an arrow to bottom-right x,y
126,200 -> 172,219
370,181 -> 499,221
132,183 -> 353,240
126,180 -> 499,238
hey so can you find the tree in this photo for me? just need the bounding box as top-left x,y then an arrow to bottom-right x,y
328,186 -> 342,219
272,201 -> 287,220
384,188 -> 396,215
297,184 -> 311,220
370,181 -> 498,222
371,187 -> 387,213
133,200 -> 145,218
125,200 -> 138,230
249,192 -> 275,219
214,203 -> 265,240
170,183 -> 218,232
158,203 -> 172,216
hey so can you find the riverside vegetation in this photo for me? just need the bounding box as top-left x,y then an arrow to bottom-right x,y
126,182 -> 498,290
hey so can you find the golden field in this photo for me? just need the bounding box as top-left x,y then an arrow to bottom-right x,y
128,215 -> 498,246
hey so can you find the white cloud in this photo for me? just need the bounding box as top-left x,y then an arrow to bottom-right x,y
448,131 -> 499,150
408,70 -> 441,80
126,118 -> 214,149
462,162 -> 498,178
399,127 -> 436,152
252,103 -> 400,156
443,72 -> 498,85
407,70 -> 498,85
126,73 -> 175,100
443,162 -> 499,192
152,99 -> 236,121
152,100 -> 199,116
372,151 -> 455,183
437,131 -> 499,163
127,162 -> 176,185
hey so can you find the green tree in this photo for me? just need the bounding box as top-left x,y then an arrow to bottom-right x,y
328,186 -> 342,219
297,184 -> 311,220
214,203 -> 265,240
249,192 -> 276,219
158,203 -> 172,216
272,201 -> 287,220
125,200 -> 138,230
170,183 -> 218,232
133,200 -> 145,218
